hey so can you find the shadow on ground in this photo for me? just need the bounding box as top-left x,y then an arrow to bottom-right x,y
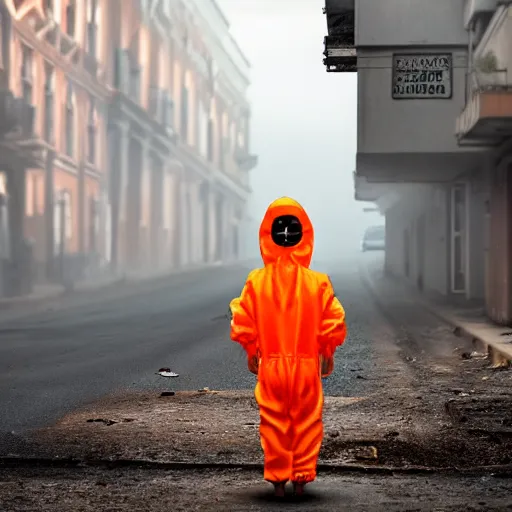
244,484 -> 332,505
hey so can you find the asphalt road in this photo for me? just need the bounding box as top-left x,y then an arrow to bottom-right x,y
0,256 -> 380,436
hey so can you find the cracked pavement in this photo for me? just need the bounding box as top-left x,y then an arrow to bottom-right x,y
1,254 -> 512,510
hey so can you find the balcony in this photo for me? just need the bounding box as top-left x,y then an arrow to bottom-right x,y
0,90 -> 34,138
234,145 -> 258,171
323,38 -> 356,72
0,89 -> 43,167
323,0 -> 355,72
456,69 -> 512,145
464,0 -> 498,29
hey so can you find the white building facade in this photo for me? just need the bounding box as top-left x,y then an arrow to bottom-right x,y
324,0 -> 512,323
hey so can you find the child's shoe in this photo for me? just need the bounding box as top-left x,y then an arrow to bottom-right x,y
292,481 -> 306,496
273,482 -> 286,497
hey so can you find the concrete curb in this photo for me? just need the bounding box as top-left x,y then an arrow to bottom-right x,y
359,260 -> 512,367
1,456 -> 512,476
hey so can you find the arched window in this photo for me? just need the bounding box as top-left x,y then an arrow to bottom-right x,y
65,81 -> 75,158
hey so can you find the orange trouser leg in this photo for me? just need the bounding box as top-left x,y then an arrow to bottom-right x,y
290,359 -> 324,483
255,360 -> 293,483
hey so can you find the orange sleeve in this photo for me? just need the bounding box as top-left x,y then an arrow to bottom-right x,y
229,271 -> 258,357
318,278 -> 347,359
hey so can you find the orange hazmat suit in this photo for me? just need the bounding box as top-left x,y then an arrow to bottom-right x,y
229,197 -> 347,484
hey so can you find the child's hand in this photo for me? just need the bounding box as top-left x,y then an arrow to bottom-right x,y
248,355 -> 259,375
320,355 -> 334,378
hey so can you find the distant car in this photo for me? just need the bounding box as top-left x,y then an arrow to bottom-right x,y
361,225 -> 385,252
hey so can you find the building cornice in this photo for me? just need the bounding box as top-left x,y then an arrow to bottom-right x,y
145,0 -> 251,103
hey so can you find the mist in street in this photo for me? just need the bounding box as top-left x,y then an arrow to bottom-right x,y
4,1 -> 512,509
219,0 -> 383,265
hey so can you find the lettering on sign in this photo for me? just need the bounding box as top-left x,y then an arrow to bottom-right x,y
392,54 -> 452,99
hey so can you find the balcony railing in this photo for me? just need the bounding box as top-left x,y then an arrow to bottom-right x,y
456,68 -> 512,142
0,90 -> 35,138
323,36 -> 356,72
234,145 -> 258,171
113,48 -> 141,104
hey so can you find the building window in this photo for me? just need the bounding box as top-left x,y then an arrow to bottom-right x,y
26,173 -> 34,217
86,0 -> 98,58
63,190 -> 72,242
0,9 -> 4,70
54,189 -> 72,254
44,64 -> 54,143
162,91 -> 174,130
218,119 -> 225,171
128,32 -> 141,102
21,45 -> 33,104
181,85 -> 189,142
207,119 -> 213,162
87,98 -> 96,165
65,82 -> 74,158
198,101 -> 208,158
43,0 -> 54,17
230,121 -> 236,153
89,196 -> 99,252
66,0 -> 76,38
113,47 -> 126,90
149,85 -> 159,118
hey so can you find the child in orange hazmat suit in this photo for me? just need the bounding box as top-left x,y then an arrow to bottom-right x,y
229,197 -> 347,497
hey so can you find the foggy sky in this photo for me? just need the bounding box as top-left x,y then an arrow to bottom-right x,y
218,0 -> 383,261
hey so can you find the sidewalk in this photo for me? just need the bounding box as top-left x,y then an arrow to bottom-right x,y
360,254 -> 512,368
0,260 -> 254,317
0,274 -> 124,312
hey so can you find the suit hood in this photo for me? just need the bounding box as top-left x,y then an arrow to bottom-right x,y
259,197 -> 314,268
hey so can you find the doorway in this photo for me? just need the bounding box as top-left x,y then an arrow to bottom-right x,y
404,229 -> 410,278
450,183 -> 468,294
416,214 -> 425,291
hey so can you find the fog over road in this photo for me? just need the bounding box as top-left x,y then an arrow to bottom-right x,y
0,256 -> 377,437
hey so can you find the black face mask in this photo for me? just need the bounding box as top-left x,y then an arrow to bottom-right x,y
271,215 -> 303,247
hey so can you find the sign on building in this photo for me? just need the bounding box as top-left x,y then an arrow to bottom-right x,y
392,54 -> 452,99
